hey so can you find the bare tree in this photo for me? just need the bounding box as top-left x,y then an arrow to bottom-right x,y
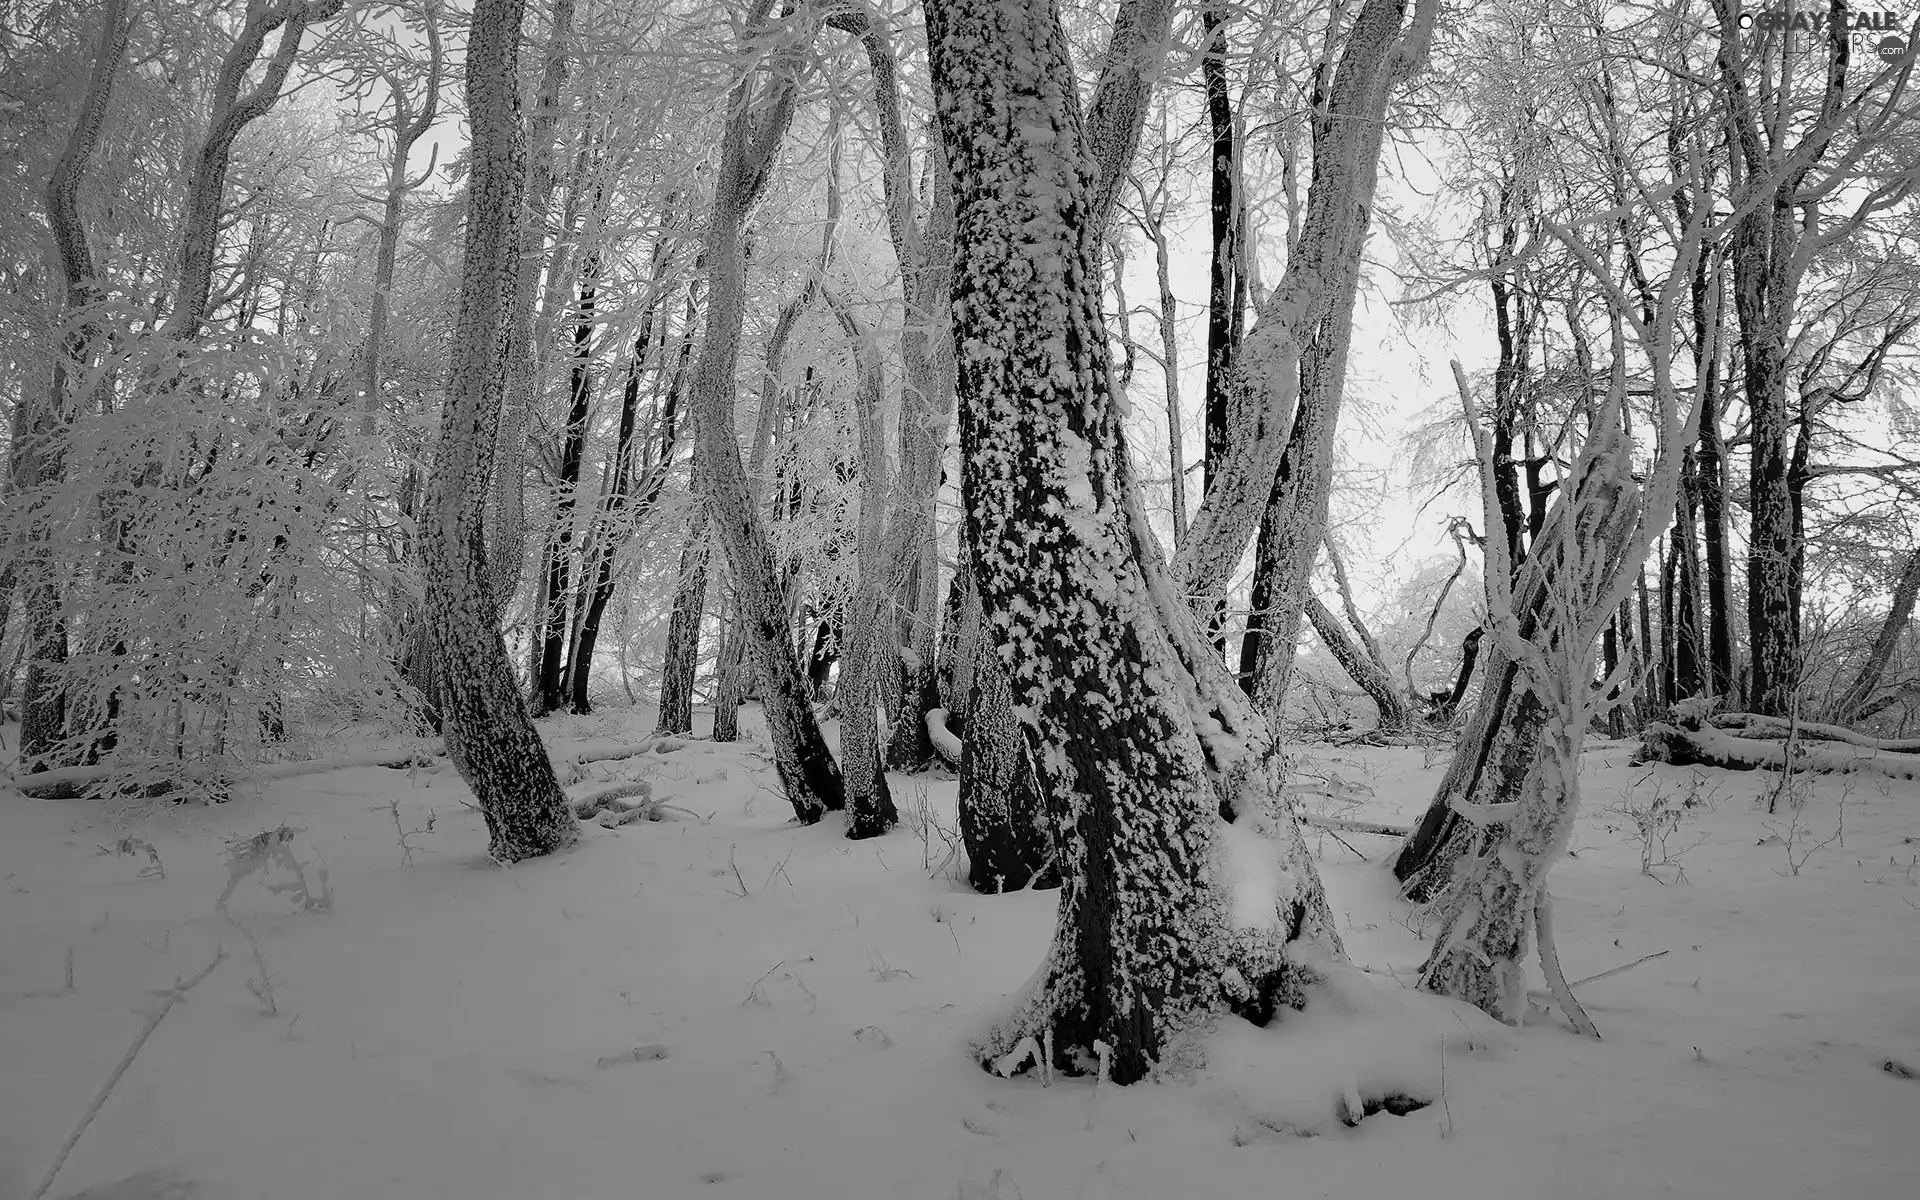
417,0 -> 577,863
684,0 -> 844,822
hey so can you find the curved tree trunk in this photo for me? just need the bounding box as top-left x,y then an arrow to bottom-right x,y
417,0 -> 576,863
928,0 -> 1343,1087
19,0 -> 133,774
684,3 -> 842,821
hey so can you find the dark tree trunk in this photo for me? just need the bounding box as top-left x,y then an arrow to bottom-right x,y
1199,1 -> 1239,503
885,528 -> 943,770
654,509 -> 709,735
928,0 -> 1346,1087
572,246 -> 693,715
1304,596 -> 1410,731
535,252 -> 599,714
417,0 -> 577,863
959,618 -> 1055,893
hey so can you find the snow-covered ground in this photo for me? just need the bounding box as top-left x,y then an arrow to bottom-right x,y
3,707 -> 1916,1199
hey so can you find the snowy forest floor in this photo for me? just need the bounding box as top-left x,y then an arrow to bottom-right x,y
3,706 -> 1917,1200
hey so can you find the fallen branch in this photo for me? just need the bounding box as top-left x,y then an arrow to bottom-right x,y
1637,722 -> 1920,781
31,948 -> 227,1200
1710,712 -> 1920,754
9,747 -> 443,798
1297,813 -> 1411,838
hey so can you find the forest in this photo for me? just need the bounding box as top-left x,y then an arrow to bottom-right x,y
2,0 -> 1918,1197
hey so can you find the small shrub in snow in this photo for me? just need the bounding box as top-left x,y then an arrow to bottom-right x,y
1600,771 -> 1714,883
217,825 -> 331,912
1762,789 -> 1848,877
95,837 -> 164,879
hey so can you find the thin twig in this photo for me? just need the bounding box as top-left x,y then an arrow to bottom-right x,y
31,948 -> 227,1200
1569,948 -> 1669,988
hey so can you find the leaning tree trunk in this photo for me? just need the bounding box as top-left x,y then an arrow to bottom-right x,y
928,0 -> 1343,1087
683,4 -> 843,821
1239,0 -> 1431,716
1831,549 -> 1920,727
416,0 -> 577,863
1392,436 -> 1643,901
958,618 -> 1054,892
1304,597 -> 1409,732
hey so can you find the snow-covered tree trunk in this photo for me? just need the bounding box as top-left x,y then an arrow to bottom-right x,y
1419,405 -> 1643,1027
17,0 -> 131,775
1237,0 -> 1437,714
166,0 -> 346,340
958,618 -> 1053,893
684,2 -> 842,821
358,3 -> 442,432
417,0 -> 577,863
827,3 -> 959,776
486,0 -> 575,619
927,0 -> 1343,1085
831,291 -> 898,838
1392,433 -> 1644,900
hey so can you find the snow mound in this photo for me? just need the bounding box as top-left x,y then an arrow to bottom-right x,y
1198,957 -> 1512,1136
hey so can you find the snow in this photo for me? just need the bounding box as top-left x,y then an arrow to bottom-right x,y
3,715 -> 1918,1199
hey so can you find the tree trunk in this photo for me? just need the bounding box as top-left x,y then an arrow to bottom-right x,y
486,0 -> 576,619
884,524 -> 943,770
1305,597 -> 1410,731
1233,0 -> 1435,714
683,3 -> 842,821
166,0 -> 345,340
655,509 -> 709,736
1393,438 -> 1643,901
959,620 -> 1055,893
534,250 -> 599,713
928,0 -> 1343,1086
1199,0 -> 1239,506
832,290 -> 898,838
417,0 -> 577,863
17,0 -> 136,776
358,4 -> 442,431
1831,549 -> 1920,727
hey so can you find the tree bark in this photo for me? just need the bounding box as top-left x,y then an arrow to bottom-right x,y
417,0 -> 577,862
358,2 -> 442,432
1232,0 -> 1438,712
928,0 -> 1343,1086
487,0 -> 576,619
1393,436 -> 1643,901
958,621 -> 1055,893
683,1 -> 843,822
534,249 -> 599,713
166,0 -> 346,340
654,506 -> 709,735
